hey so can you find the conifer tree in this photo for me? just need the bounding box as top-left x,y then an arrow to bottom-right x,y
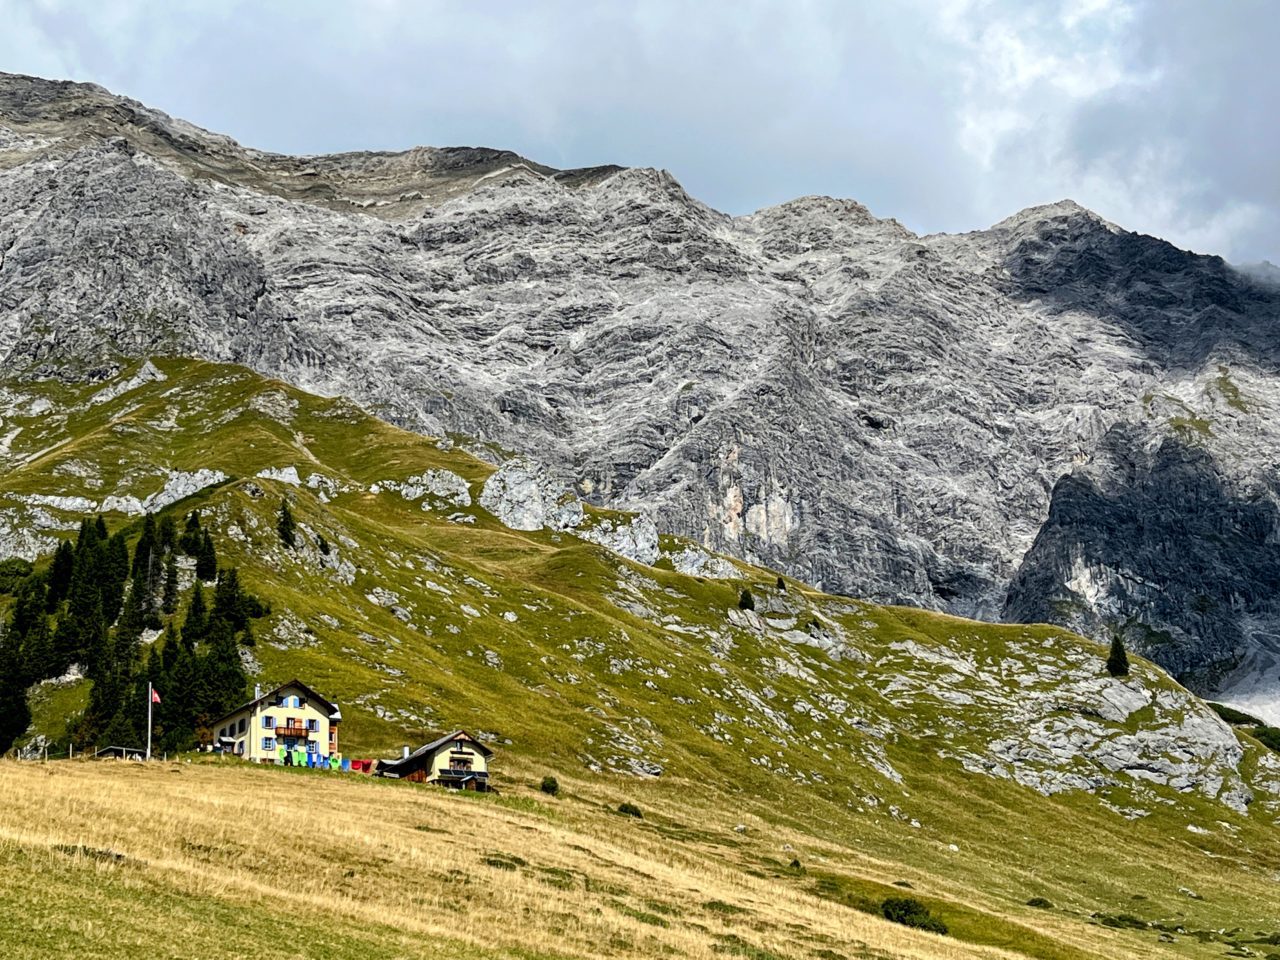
54,551 -> 106,673
75,517 -> 102,553
167,631 -> 200,747
11,573 -> 48,647
212,567 -> 248,631
277,498 -> 296,549
195,531 -> 217,581
93,515 -> 108,542
46,540 -> 74,610
0,628 -> 30,755
84,588 -> 147,748
179,511 -> 203,556
198,617 -> 247,726
157,513 -> 177,555
159,622 -> 182,675
132,514 -> 157,579
20,614 -> 53,686
183,581 -> 209,646
102,531 -> 131,624
162,554 -> 179,615
1106,634 -> 1130,677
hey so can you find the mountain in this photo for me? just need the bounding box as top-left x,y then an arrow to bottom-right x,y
4,357 -> 1280,960
2,72 -> 1279,722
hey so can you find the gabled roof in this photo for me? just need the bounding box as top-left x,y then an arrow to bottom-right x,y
212,679 -> 341,727
376,730 -> 494,774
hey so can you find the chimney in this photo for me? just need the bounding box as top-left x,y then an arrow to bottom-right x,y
254,683 -> 262,699
402,745 -> 410,759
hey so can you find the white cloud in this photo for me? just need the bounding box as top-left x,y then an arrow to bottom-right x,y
0,0 -> 1272,261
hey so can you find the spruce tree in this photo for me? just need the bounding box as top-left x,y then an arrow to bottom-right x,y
0,628 -> 31,755
54,549 -> 106,673
179,511 -> 202,556
199,617 -> 247,724
75,517 -> 102,553
1106,634 -> 1130,677
157,513 -> 177,555
183,581 -> 209,646
277,498 -> 296,549
11,573 -> 48,647
20,614 -> 53,686
195,531 -> 217,581
212,567 -> 248,632
167,632 -> 200,747
162,554 -> 179,615
86,592 -> 146,748
102,531 -> 131,624
93,515 -> 108,541
46,540 -> 74,610
132,514 -> 157,579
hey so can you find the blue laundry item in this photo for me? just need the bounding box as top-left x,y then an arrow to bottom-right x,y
341,758 -> 351,772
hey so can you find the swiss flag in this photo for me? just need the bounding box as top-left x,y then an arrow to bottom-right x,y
151,688 -> 162,704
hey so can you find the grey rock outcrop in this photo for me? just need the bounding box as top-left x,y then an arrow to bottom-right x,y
579,515 -> 659,566
3,73 -> 1280,715
479,458 -> 583,532
667,545 -> 740,579
384,469 -> 472,508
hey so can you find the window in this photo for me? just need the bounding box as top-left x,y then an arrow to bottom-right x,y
307,719 -> 319,732
219,727 -> 226,738
307,742 -> 317,754
238,718 -> 246,734
262,715 -> 275,729
261,737 -> 275,751
284,695 -> 299,708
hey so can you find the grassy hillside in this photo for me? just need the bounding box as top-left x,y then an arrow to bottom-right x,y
2,358 -> 1280,960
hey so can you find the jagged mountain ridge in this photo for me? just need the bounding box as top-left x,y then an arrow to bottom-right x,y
2,72 -> 1279,719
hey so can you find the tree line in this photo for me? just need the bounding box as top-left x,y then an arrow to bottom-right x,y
0,509 -> 266,755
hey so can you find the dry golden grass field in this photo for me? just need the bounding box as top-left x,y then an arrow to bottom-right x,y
3,756 -> 1261,960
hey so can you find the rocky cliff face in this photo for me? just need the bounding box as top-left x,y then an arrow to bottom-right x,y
2,73 -> 1279,717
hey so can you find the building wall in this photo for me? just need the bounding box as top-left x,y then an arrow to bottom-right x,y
426,737 -> 488,781
214,685 -> 338,762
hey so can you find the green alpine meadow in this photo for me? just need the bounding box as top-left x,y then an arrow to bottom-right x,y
1,358 -> 1278,960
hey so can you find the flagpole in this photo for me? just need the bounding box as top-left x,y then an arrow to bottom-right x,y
146,681 -> 153,762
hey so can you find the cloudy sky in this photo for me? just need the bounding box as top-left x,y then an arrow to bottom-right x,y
3,0 -> 1275,262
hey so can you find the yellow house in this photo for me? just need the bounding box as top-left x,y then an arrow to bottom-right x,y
211,680 -> 341,764
375,730 -> 493,790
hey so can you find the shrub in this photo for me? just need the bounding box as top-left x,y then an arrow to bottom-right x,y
881,897 -> 947,935
1207,701 -> 1265,726
617,802 -> 643,819
788,858 -> 804,872
540,776 -> 560,796
1255,727 -> 1280,753
738,589 -> 755,611
316,534 -> 331,556
775,576 -> 786,591
1026,897 -> 1054,909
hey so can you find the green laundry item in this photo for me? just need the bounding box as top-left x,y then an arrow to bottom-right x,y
328,756 -> 339,770
294,749 -> 305,766
278,747 -> 286,763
